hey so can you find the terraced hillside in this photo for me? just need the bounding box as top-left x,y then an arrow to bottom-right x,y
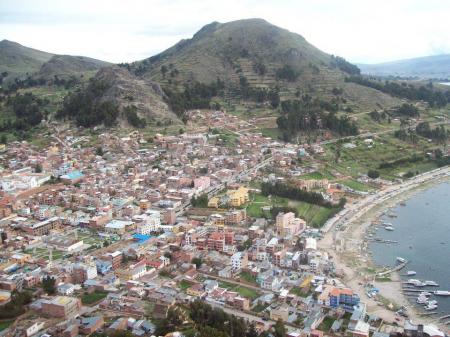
134,19 -> 401,111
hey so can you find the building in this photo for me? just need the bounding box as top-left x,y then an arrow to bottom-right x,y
276,212 -> 306,236
41,296 -> 82,318
22,217 -> 62,236
115,260 -> 147,281
231,252 -> 248,272
270,305 -> 289,321
328,287 -> 360,311
226,187 -> 249,207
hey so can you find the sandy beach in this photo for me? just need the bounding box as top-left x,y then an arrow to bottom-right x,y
319,167 -> 450,334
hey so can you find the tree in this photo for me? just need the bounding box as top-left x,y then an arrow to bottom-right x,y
273,319 -> 287,337
34,163 -> 42,173
96,147 -> 104,156
192,257 -> 203,269
0,134 -> 6,144
246,323 -> 259,337
161,65 -> 168,79
42,276 -> 56,295
367,169 -> 380,179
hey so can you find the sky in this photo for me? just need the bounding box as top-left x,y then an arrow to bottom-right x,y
1,0 -> 450,64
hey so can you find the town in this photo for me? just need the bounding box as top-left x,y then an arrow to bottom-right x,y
0,108 -> 447,337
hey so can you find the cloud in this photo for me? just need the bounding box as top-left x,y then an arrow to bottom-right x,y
1,0 -> 449,63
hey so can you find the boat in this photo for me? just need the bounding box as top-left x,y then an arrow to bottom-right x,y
434,290 -> 450,296
419,292 -> 432,296
426,300 -> 437,306
385,226 -> 395,231
424,304 -> 437,310
407,279 -> 426,287
424,281 -> 439,286
396,257 -> 406,263
407,271 -> 416,276
416,295 -> 428,304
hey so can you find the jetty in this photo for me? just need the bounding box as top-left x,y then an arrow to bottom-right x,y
377,260 -> 408,277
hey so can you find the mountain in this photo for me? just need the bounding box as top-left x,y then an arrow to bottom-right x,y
0,39 -> 110,83
133,19 -> 401,110
358,54 -> 450,79
0,39 -> 54,78
38,55 -> 111,79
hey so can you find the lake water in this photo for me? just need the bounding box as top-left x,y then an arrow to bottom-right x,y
369,181 -> 450,314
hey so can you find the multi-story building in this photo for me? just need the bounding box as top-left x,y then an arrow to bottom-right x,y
41,296 -> 82,319
231,252 -> 248,272
276,212 -> 306,236
226,187 -> 249,207
22,217 -> 62,236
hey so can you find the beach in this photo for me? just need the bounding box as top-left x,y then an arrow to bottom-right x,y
319,166 -> 450,334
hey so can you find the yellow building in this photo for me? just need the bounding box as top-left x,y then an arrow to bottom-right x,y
226,187 -> 249,207
208,197 -> 219,208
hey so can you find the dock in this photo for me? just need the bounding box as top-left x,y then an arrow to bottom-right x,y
377,260 -> 408,277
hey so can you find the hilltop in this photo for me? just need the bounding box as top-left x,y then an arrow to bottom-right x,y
358,54 -> 450,79
38,54 -> 111,80
0,39 -> 54,79
132,19 -> 401,111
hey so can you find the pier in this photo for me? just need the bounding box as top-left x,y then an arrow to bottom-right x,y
377,260 -> 408,277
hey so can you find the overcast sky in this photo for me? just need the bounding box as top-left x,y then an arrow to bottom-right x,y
1,0 -> 449,64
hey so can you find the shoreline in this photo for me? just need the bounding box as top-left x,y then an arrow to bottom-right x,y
319,167 -> 450,334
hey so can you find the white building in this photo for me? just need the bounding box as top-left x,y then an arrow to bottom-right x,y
231,252 -> 248,272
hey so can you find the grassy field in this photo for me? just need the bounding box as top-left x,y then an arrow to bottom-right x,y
239,271 -> 258,285
318,316 -> 336,332
337,179 -> 371,192
179,280 -> 195,291
298,170 -> 335,180
323,134 -> 439,180
260,127 -> 282,140
81,291 -> 108,305
218,281 -> 259,300
0,320 -> 14,332
246,193 -> 337,227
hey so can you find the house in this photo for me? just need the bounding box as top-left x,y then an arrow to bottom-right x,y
79,316 -> 104,335
270,305 -> 289,321
57,283 -> 76,295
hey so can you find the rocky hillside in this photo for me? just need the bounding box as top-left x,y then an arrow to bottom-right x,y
56,66 -> 179,127
132,19 -> 401,110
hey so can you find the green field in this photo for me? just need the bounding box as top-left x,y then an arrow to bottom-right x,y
337,179 -> 371,192
0,320 -> 14,332
298,170 -> 335,180
323,134 -> 439,180
218,281 -> 259,300
179,280 -> 195,291
239,271 -> 258,285
246,193 -> 337,227
81,291 -> 108,305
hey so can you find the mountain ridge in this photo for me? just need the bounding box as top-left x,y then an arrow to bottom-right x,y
358,54 -> 450,79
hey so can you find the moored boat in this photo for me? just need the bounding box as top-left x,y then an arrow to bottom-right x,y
434,290 -> 450,296
407,271 -> 416,276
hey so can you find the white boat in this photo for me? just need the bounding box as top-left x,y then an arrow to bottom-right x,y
419,292 -> 432,297
407,279 -> 426,287
424,304 -> 437,310
385,226 -> 395,231
426,300 -> 437,306
424,281 -> 439,286
434,290 -> 450,296
407,271 -> 416,276
416,295 -> 428,304
396,257 -> 406,263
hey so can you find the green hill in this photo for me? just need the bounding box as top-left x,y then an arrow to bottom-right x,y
38,54 -> 111,80
132,18 -> 401,110
0,39 -> 54,79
